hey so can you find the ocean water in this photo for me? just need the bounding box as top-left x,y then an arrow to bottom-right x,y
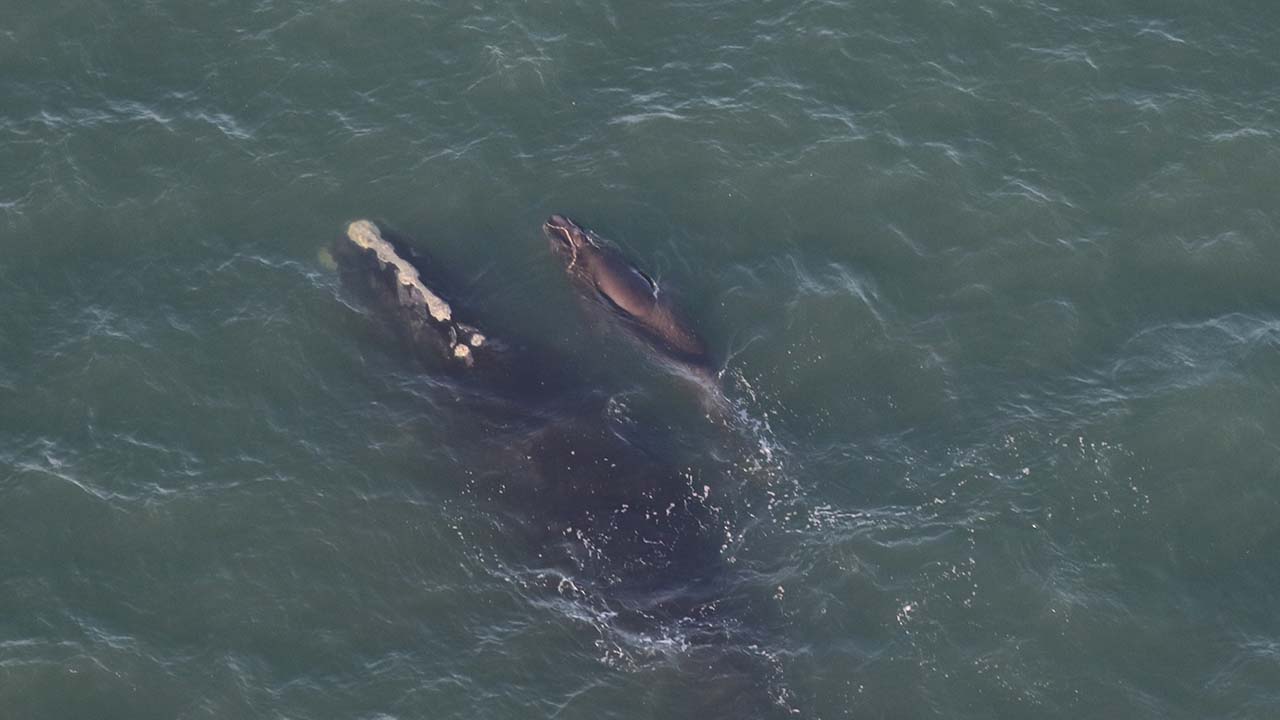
3,1 -> 1280,718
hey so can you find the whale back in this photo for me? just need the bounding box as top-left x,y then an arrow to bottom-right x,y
544,215 -> 715,380
592,252 -> 708,363
589,249 -> 659,319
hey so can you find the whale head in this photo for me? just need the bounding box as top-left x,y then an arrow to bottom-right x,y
543,214 -> 596,269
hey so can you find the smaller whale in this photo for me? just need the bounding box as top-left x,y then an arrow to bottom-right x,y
543,215 -> 715,380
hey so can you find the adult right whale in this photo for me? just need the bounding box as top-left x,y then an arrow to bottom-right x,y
543,214 -> 717,383
333,218 -> 792,717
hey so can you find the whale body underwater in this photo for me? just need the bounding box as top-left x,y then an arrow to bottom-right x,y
331,218 -> 788,717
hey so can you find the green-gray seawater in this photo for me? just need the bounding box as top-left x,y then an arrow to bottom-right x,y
3,1 -> 1280,718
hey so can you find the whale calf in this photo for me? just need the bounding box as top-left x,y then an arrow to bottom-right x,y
543,215 -> 716,381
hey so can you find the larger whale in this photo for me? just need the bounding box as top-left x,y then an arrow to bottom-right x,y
332,218 -> 725,599
332,218 -> 788,718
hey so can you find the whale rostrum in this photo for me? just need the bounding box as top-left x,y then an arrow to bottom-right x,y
343,219 -> 486,366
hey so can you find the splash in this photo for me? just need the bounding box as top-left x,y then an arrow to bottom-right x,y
719,365 -> 791,488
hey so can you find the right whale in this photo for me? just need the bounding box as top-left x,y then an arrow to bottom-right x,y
333,218 -> 791,717
543,214 -> 717,383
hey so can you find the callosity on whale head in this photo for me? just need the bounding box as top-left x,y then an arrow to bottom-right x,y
543,214 -> 597,269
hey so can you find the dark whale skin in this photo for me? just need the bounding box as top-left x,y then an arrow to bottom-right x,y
543,214 -> 716,380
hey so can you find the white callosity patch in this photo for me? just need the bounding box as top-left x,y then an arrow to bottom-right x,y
345,219 -> 498,367
457,323 -> 486,347
346,219 -> 453,323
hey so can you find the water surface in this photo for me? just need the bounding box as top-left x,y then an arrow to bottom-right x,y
3,1 -> 1280,718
